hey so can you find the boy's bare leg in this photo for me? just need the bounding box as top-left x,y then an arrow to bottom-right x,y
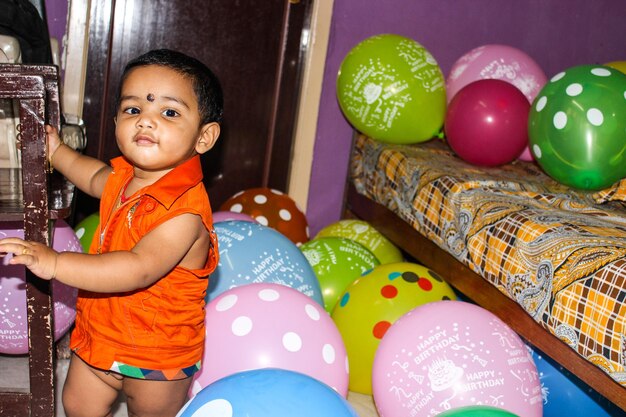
62,354 -> 122,417
124,376 -> 192,417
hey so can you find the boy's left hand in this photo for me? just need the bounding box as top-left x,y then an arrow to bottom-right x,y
0,238 -> 58,280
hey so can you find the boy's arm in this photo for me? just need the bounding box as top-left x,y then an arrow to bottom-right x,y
0,213 -> 209,292
48,125 -> 111,199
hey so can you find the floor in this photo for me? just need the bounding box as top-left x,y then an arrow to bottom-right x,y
0,355 -> 378,417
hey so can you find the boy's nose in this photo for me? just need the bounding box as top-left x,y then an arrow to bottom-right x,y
136,113 -> 155,128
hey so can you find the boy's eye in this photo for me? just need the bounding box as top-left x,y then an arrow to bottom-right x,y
162,109 -> 179,117
123,107 -> 140,115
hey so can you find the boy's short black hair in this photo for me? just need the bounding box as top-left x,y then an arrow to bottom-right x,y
119,49 -> 223,125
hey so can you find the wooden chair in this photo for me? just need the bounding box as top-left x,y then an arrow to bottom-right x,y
0,64 -> 74,417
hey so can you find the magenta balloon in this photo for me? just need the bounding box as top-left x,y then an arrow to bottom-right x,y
0,220 -> 80,354
212,210 -> 257,224
444,79 -> 530,166
446,44 -> 547,104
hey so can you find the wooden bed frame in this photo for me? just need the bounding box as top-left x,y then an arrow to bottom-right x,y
345,183 -> 626,412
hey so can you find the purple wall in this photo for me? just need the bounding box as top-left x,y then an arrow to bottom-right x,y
44,0 -> 68,49
307,0 -> 626,236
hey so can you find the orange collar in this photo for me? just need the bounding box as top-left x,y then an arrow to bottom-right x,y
110,155 -> 204,210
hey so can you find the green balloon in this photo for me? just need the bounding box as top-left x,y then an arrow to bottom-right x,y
437,406 -> 520,417
73,213 -> 100,252
528,65 -> 626,190
300,237 -> 379,312
315,219 -> 403,265
337,34 -> 446,144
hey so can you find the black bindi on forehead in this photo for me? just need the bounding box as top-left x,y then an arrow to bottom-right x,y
147,93 -> 155,102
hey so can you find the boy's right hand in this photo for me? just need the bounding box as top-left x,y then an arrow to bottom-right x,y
46,125 -> 63,165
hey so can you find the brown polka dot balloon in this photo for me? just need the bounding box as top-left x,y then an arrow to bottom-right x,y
220,187 -> 309,245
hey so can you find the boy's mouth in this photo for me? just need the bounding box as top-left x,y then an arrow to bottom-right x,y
134,134 -> 157,146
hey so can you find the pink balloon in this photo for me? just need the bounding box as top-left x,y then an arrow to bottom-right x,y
518,146 -> 535,162
212,210 -> 257,224
446,44 -> 547,104
0,220 -> 80,354
191,283 -> 348,397
444,79 -> 530,166
372,301 -> 542,417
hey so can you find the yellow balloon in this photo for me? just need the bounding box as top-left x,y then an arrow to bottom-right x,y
331,262 -> 457,394
605,60 -> 626,74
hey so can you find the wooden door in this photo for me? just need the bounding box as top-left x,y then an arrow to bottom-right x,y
79,0 -> 311,217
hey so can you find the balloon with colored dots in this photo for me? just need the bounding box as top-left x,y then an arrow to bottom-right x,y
528,65 -> 626,190
219,188 -> 309,246
330,262 -> 457,394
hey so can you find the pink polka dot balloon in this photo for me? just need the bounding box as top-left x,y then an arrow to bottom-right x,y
0,220 -> 80,354
192,283 -> 349,397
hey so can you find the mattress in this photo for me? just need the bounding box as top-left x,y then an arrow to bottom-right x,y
350,133 -> 626,387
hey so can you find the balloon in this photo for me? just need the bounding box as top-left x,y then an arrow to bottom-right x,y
337,34 -> 446,144
446,44 -> 547,162
207,221 -> 323,305
220,188 -> 309,245
446,44 -> 547,104
437,406 -> 520,417
300,237 -> 379,312
331,263 -> 457,395
180,369 -> 358,417
445,79 -> 530,166
73,212 -> 99,252
604,60 -> 626,74
315,219 -> 403,265
212,210 -> 256,224
372,301 -> 543,417
192,283 -> 349,398
529,346 -> 619,416
0,220 -> 80,354
528,65 -> 626,190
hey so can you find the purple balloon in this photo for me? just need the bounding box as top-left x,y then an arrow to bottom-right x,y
0,220 -> 80,354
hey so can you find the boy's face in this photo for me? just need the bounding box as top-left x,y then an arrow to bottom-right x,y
115,65 -> 218,174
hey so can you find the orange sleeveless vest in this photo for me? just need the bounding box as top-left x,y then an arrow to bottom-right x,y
70,155 -> 218,376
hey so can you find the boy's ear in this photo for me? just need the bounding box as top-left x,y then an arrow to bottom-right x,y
196,122 -> 220,154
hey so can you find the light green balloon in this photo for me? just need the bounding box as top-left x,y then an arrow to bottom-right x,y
316,220 -> 403,265
73,213 -> 100,252
300,237 -> 379,313
528,65 -> 626,190
337,34 -> 446,144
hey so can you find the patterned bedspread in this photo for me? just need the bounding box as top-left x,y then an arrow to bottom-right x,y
351,134 -> 626,386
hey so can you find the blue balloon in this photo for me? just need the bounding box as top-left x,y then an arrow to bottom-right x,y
177,368 -> 358,417
207,221 -> 323,305
529,347 -> 621,416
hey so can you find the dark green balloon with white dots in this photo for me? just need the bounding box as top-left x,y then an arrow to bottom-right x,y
528,65 -> 626,190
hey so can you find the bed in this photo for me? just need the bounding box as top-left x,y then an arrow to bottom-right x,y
344,132 -> 626,412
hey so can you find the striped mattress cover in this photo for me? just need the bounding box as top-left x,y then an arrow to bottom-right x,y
350,133 -> 626,386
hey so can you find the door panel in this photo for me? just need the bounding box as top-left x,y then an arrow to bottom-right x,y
79,0 -> 310,217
